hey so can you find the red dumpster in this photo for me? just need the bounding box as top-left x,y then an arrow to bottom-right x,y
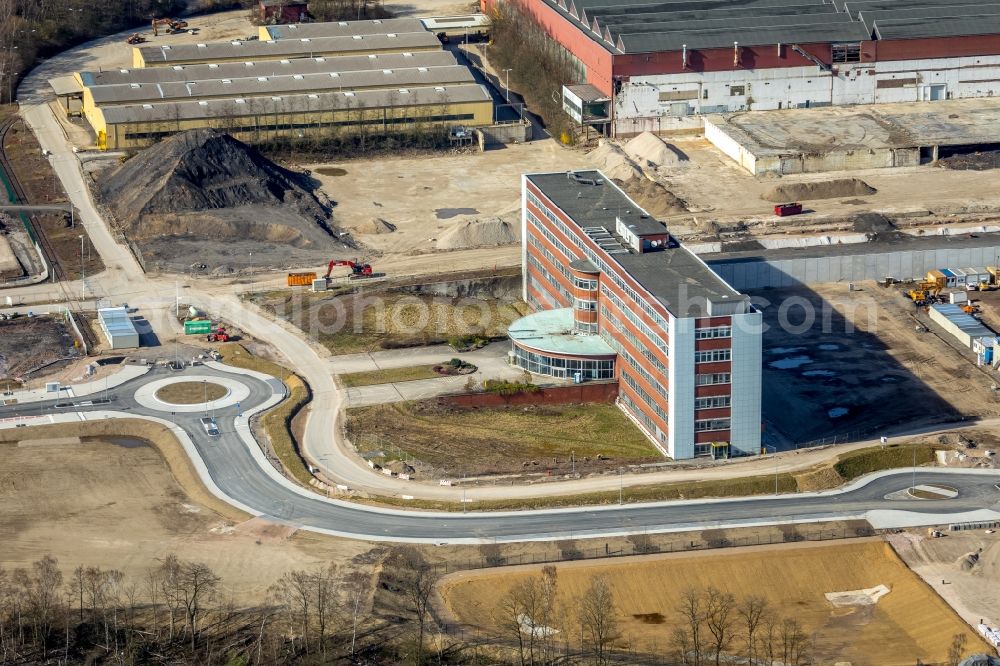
774,202 -> 803,216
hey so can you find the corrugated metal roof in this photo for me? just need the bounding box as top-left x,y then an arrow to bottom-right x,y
264,18 -> 427,40
931,303 -> 994,338
136,32 -> 441,63
99,83 -> 491,124
78,51 -> 457,86
98,307 -> 138,336
88,65 -> 474,105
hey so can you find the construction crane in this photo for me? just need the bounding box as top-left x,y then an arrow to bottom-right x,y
151,18 -> 188,36
326,259 -> 377,280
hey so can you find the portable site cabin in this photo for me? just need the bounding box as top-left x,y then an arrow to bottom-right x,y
963,267 -> 991,288
951,268 -> 969,287
97,307 -> 139,349
973,336 -> 997,365
927,269 -> 950,288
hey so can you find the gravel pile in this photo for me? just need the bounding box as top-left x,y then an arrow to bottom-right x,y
762,178 -> 876,202
98,129 -> 350,266
622,131 -> 688,169
436,217 -> 518,250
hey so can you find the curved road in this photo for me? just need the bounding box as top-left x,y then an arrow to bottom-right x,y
3,366 -> 999,543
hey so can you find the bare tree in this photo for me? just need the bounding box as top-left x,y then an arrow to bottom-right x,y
579,575 -> 617,665
174,559 -> 221,650
674,588 -> 706,666
780,617 -> 809,666
494,578 -> 538,665
395,547 -> 439,665
704,587 -> 736,666
948,632 -> 968,666
18,555 -> 64,657
737,595 -> 768,665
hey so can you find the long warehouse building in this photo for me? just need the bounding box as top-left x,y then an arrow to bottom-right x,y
258,17 -> 429,40
516,169 -> 761,460
81,65 -> 476,118
76,51 -> 459,87
133,32 -> 443,67
91,84 -> 494,149
484,0 -> 1000,135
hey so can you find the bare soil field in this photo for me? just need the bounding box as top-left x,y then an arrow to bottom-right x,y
889,529 -> 1000,629
345,401 -> 659,478
0,432 -> 372,604
437,539 -> 990,664
0,315 -> 80,380
755,281 -> 1000,447
307,139 -> 590,256
251,280 -> 527,354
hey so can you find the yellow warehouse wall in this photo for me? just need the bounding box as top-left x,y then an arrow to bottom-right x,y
99,99 -> 493,150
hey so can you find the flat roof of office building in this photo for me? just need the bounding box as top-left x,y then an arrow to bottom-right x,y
87,66 -> 474,105
262,18 -> 428,40
526,170 -> 746,318
78,51 -> 457,86
98,83 -> 491,124
542,0 -> 1000,54
508,308 -> 617,356
136,32 -> 442,63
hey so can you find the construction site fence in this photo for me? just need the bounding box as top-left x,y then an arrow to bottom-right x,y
433,523 -> 878,576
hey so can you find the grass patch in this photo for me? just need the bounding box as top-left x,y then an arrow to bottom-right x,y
218,343 -> 313,486
339,365 -> 441,388
346,401 -> 662,477
154,381 -> 227,405
833,443 -> 937,481
361,472 -> 798,512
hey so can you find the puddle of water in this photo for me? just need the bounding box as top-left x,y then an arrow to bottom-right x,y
817,344 -> 841,351
769,356 -> 813,369
315,167 -> 347,177
828,407 -> 849,418
802,369 -> 837,377
435,207 -> 479,220
768,346 -> 805,354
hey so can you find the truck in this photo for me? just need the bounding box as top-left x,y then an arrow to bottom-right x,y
200,417 -> 220,437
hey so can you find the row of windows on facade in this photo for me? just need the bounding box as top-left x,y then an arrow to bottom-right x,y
526,210 -> 736,346
525,198 -> 668,328
510,345 -> 616,380
695,417 -> 731,432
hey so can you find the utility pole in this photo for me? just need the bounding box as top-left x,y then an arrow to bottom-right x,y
911,440 -> 917,493
79,235 -> 85,300
618,467 -> 623,505
249,251 -> 253,295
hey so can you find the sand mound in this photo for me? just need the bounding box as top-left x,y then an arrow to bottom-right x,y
762,178 -> 877,202
436,217 -> 518,250
614,177 -> 688,217
623,132 -> 687,168
100,129 -> 342,251
959,551 -> 981,571
587,140 -> 643,181
824,584 -> 890,607
353,218 -> 396,235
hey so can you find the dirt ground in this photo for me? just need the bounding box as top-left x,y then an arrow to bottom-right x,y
0,315 -> 81,380
437,539 -> 990,665
889,529 -> 1000,630
308,139 -> 590,256
755,281 -> 1000,447
0,435 -> 375,604
250,276 -> 527,354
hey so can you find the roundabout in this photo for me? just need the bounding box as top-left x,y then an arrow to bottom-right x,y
133,374 -> 251,413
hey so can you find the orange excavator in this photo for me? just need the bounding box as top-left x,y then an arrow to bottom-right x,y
151,18 -> 188,36
326,259 -> 377,280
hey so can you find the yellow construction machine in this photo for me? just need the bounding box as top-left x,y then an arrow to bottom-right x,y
907,281 -> 943,304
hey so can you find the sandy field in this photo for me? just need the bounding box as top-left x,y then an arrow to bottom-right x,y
309,139 -> 589,256
437,539 -> 990,665
0,432 -> 372,603
890,530 -> 1000,630
0,234 -> 20,277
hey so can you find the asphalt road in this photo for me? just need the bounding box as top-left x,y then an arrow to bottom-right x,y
4,366 -> 1000,543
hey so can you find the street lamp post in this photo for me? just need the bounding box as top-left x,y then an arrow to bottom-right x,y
502,68 -> 512,103
203,379 -> 208,416
766,444 -> 779,495
249,251 -> 253,295
79,235 -> 85,300
618,467 -> 623,505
